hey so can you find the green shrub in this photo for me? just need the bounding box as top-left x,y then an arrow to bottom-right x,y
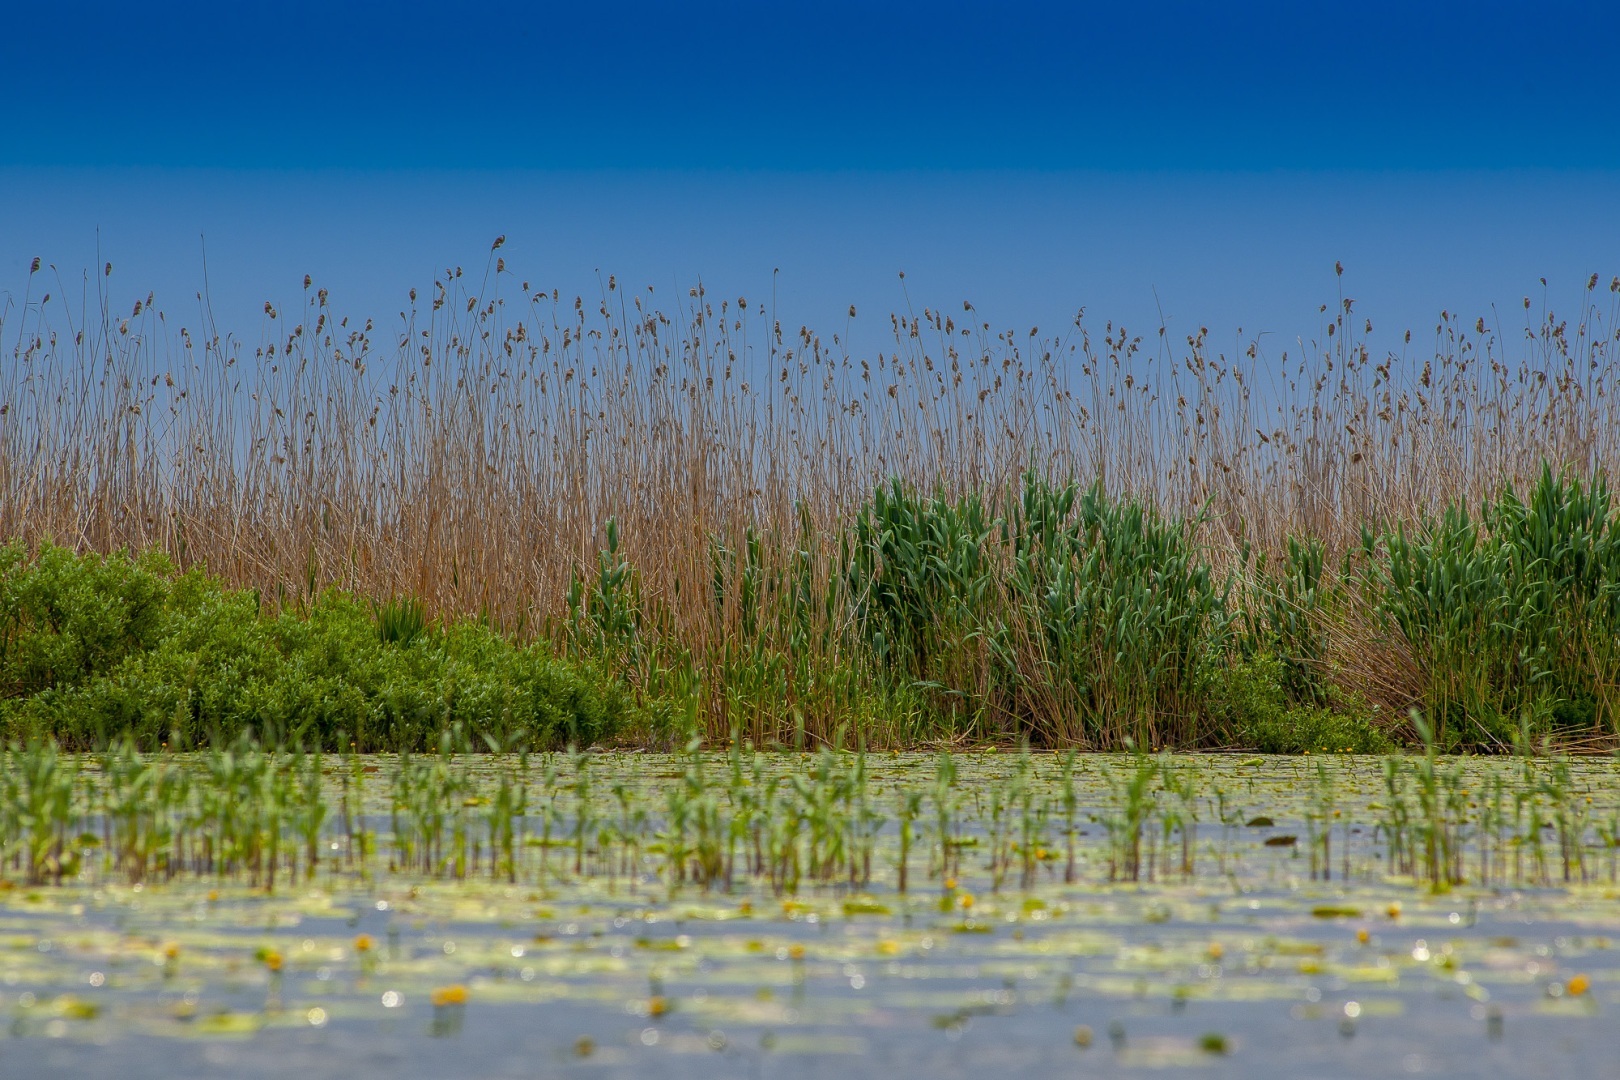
0,543 -> 175,697
0,546 -> 630,751
1207,655 -> 1390,755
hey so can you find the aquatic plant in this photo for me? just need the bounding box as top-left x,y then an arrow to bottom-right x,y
0,733 -> 1614,907
1363,467 -> 1620,748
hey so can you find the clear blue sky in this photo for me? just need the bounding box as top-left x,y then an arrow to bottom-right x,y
3,1 -> 1617,353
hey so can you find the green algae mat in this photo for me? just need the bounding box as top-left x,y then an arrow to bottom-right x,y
2,748 -> 1620,1077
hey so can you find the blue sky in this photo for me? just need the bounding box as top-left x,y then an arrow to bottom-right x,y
3,1 -> 1618,352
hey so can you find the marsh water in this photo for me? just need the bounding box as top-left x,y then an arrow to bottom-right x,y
2,752 -> 1618,1078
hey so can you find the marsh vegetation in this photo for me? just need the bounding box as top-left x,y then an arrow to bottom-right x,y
0,747 -> 1618,1076
4,256 -> 1620,750
5,253 -> 1620,1071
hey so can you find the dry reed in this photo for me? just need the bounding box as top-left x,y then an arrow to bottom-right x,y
4,249 -> 1618,739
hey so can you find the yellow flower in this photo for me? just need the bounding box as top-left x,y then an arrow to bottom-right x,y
163,943 -> 181,961
431,984 -> 469,1008
788,944 -> 806,961
1207,942 -> 1224,960
1356,928 -> 1370,945
944,878 -> 957,891
647,995 -> 669,1017
354,934 -> 374,953
1385,902 -> 1402,920
958,893 -> 975,910
262,950 -> 284,973
1568,974 -> 1591,997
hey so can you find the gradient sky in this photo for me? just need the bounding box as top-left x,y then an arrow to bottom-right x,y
3,1 -> 1618,355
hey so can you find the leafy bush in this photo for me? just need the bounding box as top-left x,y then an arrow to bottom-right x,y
0,544 -> 175,698
1207,655 -> 1390,754
0,544 -> 630,750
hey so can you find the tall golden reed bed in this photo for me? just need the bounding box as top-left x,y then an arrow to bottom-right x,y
4,250 -> 1617,738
